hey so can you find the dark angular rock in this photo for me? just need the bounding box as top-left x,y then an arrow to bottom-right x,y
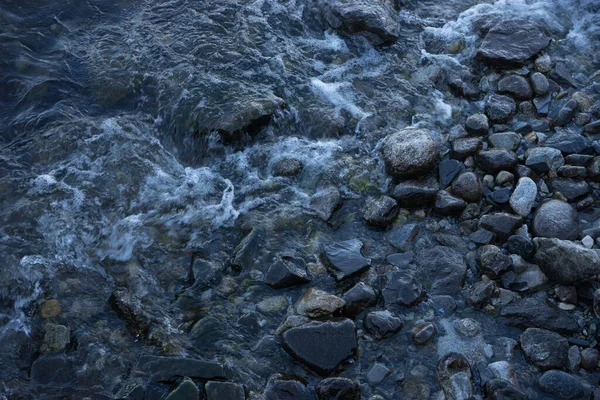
166,378 -> 200,400
411,322 -> 437,345
205,382 -> 245,400
525,147 -> 564,173
451,172 -> 482,203
468,280 -> 497,306
433,190 -> 467,216
565,154 -> 593,166
545,130 -> 590,154
134,356 -> 227,382
489,132 -> 521,151
500,297 -> 579,333
550,62 -> 575,87
321,0 -> 399,45
316,377 -> 360,400
534,237 -> 600,284
452,137 -> 483,160
486,187 -> 511,204
439,159 -> 464,187
448,69 -> 481,99
520,328 -> 568,369
265,256 -> 311,289
363,195 -> 398,227
323,239 -> 371,281
476,19 -> 550,67
581,348 -> 599,370
531,119 -> 551,132
584,120 -> 600,134
548,178 -> 590,201
532,200 -> 578,240
506,235 -> 534,261
533,94 -> 552,117
364,310 -> 403,340
30,355 -> 75,386
391,179 -> 437,207
479,213 -> 522,240
498,75 -> 533,100
342,282 -> 377,317
387,223 -> 419,251
465,113 -> 489,135
558,165 -> 586,178
538,370 -> 584,399
382,270 -> 423,307
415,246 -> 467,295
530,72 -> 549,96
469,228 -> 494,245
485,94 -> 517,123
264,376 -> 313,400
485,379 -> 527,400
109,288 -> 154,338
310,187 -> 342,221
478,245 -> 512,279
554,99 -> 578,127
273,158 -> 303,177
476,149 -> 518,173
381,128 -> 439,179
281,319 -> 357,375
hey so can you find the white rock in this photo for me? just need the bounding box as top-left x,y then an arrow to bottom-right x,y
582,235 -> 594,249
509,177 -> 537,217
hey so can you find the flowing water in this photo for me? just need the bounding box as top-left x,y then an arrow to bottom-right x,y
1,0 -> 600,398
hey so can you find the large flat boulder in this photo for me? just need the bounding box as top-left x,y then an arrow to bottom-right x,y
534,237 -> 600,284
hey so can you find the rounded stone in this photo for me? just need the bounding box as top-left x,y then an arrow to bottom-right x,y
454,318 -> 481,338
40,299 -> 61,319
498,75 -> 533,100
411,322 -> 437,345
465,113 -> 489,135
509,177 -> 537,217
381,128 -> 439,179
538,370 -> 584,399
532,200 -> 579,240
451,172 -> 482,203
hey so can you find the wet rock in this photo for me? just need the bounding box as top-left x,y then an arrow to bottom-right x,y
498,75 -> 533,100
310,187 -> 342,221
532,200 -> 578,240
295,288 -> 345,318
364,310 -> 403,339
363,195 -> 398,227
265,256 -> 310,289
257,296 -> 288,314
538,370 -> 584,399
273,158 -> 303,177
315,377 -> 360,400
321,0 -> 399,45
210,95 -> 284,139
545,130 -> 590,154
454,318 -> 481,338
382,270 -> 423,307
323,239 -> 371,281
134,356 -> 227,381
281,319 -> 357,375
581,348 -> 599,370
367,363 -> 390,384
232,228 -> 261,270
387,223 -> 419,251
509,177 -> 537,217
479,213 -> 522,240
433,190 -> 467,216
520,328 -> 568,369
30,354 -> 75,386
416,246 -> 467,295
381,128 -> 439,179
453,137 -> 483,160
525,147 -> 564,173
342,282 -> 377,317
465,113 -> 489,135
487,187 -> 511,204
548,178 -> 589,201
205,382 -> 245,400
485,94 -> 517,123
489,132 -> 521,151
550,62 -> 575,87
436,353 -> 473,400
476,149 -> 518,173
468,280 -> 497,306
478,245 -> 512,279
554,99 -> 578,127
40,299 -> 61,319
476,19 -> 551,67
485,379 -> 527,400
275,315 -> 311,336
451,172 -> 482,203
165,378 -> 199,400
500,297 -> 578,333
439,159 -> 464,187
507,235 -> 534,261
531,119 -> 550,131
534,238 -> 600,284
109,288 -> 154,337
264,376 -> 313,400
530,72 -> 549,96
40,324 -> 70,353
568,345 -> 582,372
584,120 -> 600,134
391,179 -> 437,208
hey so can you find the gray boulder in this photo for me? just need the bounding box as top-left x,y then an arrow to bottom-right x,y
509,177 -> 537,217
532,200 -> 578,240
534,237 -> 600,284
520,328 -> 568,369
381,128 -> 439,179
498,75 -> 533,100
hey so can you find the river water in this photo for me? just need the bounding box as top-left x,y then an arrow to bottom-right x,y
1,0 -> 600,398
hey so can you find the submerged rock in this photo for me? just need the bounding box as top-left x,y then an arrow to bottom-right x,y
381,128 -> 439,179
476,19 -> 551,67
281,319 -> 357,375
264,376 -> 313,400
364,310 -> 403,339
534,237 -> 600,284
165,378 -> 200,400
433,190 -> 467,216
310,187 -> 342,221
316,377 -> 360,400
411,322 -> 437,345
295,288 -> 345,318
40,324 -> 70,353
133,355 -> 227,382
273,158 -> 303,177
264,256 -> 311,289
382,270 -> 423,307
436,353 -> 474,400
363,195 -> 398,226
520,328 -> 568,369
416,246 -> 467,295
500,297 -> 578,333
323,239 -> 371,281
485,379 -> 527,400
342,282 -> 377,317
205,382 -> 245,400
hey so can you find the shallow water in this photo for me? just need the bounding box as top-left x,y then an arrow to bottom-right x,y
1,0 -> 600,398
